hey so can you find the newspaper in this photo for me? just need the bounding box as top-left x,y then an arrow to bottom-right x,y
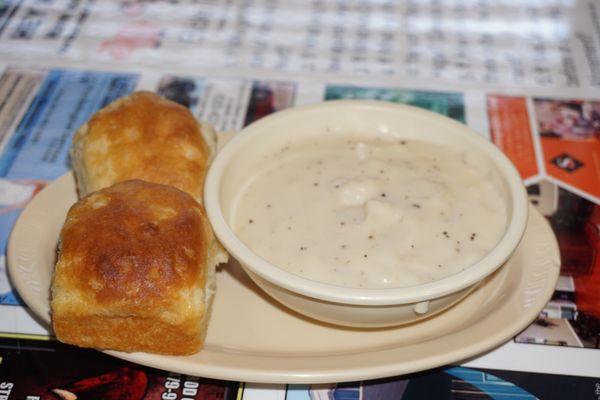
1,0 -> 599,91
0,0 -> 599,396
0,335 -> 598,400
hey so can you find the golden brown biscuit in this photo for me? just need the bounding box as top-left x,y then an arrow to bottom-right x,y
70,91 -> 217,203
51,180 -> 226,355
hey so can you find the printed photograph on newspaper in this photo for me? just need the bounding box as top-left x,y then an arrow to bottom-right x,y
0,337 -> 240,399
0,67 -> 137,311
534,98 -> 600,200
157,75 -> 296,132
324,84 -> 465,122
282,367 -> 597,400
487,94 -> 600,350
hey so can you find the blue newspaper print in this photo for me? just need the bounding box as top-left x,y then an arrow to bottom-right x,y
0,68 -> 138,306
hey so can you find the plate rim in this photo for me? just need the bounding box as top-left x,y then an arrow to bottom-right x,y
7,173 -> 561,383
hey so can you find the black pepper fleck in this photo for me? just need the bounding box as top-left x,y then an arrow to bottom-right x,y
412,203 -> 421,208
363,254 -> 368,258
249,219 -> 254,224
380,193 -> 387,198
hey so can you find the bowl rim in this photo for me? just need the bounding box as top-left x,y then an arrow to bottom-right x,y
204,100 -> 529,306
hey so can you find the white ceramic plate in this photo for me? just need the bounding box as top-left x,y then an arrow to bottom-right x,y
8,173 -> 560,383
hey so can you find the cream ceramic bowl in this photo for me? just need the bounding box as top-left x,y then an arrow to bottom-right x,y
204,100 -> 528,328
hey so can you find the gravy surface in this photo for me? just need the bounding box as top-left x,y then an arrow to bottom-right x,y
232,137 -> 506,288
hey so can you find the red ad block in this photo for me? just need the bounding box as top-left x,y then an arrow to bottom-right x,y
487,95 -> 539,180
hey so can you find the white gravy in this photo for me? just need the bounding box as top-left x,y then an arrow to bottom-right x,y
232,137 -> 507,288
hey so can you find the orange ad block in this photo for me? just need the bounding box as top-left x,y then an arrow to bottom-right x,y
533,99 -> 600,200
487,95 -> 538,180
540,138 -> 600,198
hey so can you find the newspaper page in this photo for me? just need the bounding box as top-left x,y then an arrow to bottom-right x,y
0,336 -> 598,399
0,0 -> 599,92
0,0 -> 599,396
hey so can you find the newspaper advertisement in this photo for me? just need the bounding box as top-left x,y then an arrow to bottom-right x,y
0,0 -> 599,395
0,337 -> 599,399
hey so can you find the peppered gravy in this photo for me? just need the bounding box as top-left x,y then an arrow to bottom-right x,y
232,137 -> 507,289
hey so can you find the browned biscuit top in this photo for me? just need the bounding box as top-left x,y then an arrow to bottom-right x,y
75,91 -> 210,201
54,179 -> 208,315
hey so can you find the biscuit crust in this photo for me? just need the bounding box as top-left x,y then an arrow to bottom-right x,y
71,91 -> 213,203
51,180 -> 213,355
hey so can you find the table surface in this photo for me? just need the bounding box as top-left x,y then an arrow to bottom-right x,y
0,0 -> 599,399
